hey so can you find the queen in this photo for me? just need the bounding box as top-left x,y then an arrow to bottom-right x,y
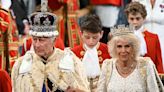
97,25 -> 164,92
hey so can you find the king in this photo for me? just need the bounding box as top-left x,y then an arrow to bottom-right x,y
11,0 -> 90,92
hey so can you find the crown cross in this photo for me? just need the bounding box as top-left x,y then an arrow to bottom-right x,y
41,0 -> 48,12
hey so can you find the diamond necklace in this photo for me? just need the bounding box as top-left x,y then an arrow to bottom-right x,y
116,61 -> 136,74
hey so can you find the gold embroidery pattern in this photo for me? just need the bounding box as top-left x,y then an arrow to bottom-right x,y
99,57 -> 103,63
80,51 -> 85,56
97,50 -> 102,55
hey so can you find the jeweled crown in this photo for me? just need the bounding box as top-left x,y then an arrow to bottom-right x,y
28,0 -> 58,37
110,25 -> 133,36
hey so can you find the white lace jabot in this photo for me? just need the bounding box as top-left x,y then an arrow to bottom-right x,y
82,44 -> 101,78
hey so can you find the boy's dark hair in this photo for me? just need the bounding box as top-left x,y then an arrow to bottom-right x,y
79,14 -> 102,33
124,2 -> 147,19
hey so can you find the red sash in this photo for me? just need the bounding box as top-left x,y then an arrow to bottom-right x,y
0,8 -> 10,32
0,9 -> 19,70
90,0 -> 121,6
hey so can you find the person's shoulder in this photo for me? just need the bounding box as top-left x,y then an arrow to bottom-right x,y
99,42 -> 108,48
144,30 -> 158,38
54,48 -> 65,56
56,47 -> 78,56
99,42 -> 108,46
0,70 -> 8,76
100,42 -> 108,48
137,57 -> 154,67
71,44 -> 83,51
12,51 -> 34,75
13,51 -> 33,69
12,56 -> 24,69
138,57 -> 151,62
102,58 -> 115,66
15,56 -> 24,63
55,47 -> 64,52
103,58 -> 113,62
0,70 -> 10,81
138,56 -> 151,60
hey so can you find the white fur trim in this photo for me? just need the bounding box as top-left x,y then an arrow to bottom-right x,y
29,30 -> 59,37
59,48 -> 75,72
19,51 -> 34,74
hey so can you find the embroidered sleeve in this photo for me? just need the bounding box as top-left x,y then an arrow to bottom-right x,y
11,56 -> 37,92
97,59 -> 112,92
11,58 -> 21,92
71,53 -> 90,91
58,48 -> 90,91
146,57 -> 164,92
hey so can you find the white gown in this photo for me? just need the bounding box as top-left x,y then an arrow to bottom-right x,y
97,57 -> 164,92
107,60 -> 146,92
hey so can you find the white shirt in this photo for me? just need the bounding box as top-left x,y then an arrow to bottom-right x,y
134,26 -> 147,56
82,44 -> 101,78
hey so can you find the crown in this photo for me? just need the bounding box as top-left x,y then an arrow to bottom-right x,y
110,25 -> 134,36
28,0 -> 58,37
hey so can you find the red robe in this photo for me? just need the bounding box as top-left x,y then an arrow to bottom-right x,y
48,0 -> 82,48
21,37 -> 65,56
90,0 -> 121,6
0,70 -> 12,92
143,30 -> 164,73
71,42 -> 111,66
0,8 -> 19,69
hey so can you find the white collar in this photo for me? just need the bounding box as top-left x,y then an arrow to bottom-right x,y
134,26 -> 147,56
82,43 -> 101,78
134,26 -> 145,32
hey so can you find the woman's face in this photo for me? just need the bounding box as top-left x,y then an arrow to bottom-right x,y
116,39 -> 133,62
32,36 -> 54,58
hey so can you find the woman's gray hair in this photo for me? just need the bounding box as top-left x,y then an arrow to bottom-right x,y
108,33 -> 140,59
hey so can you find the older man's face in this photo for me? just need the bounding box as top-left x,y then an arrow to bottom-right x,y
32,36 -> 54,58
